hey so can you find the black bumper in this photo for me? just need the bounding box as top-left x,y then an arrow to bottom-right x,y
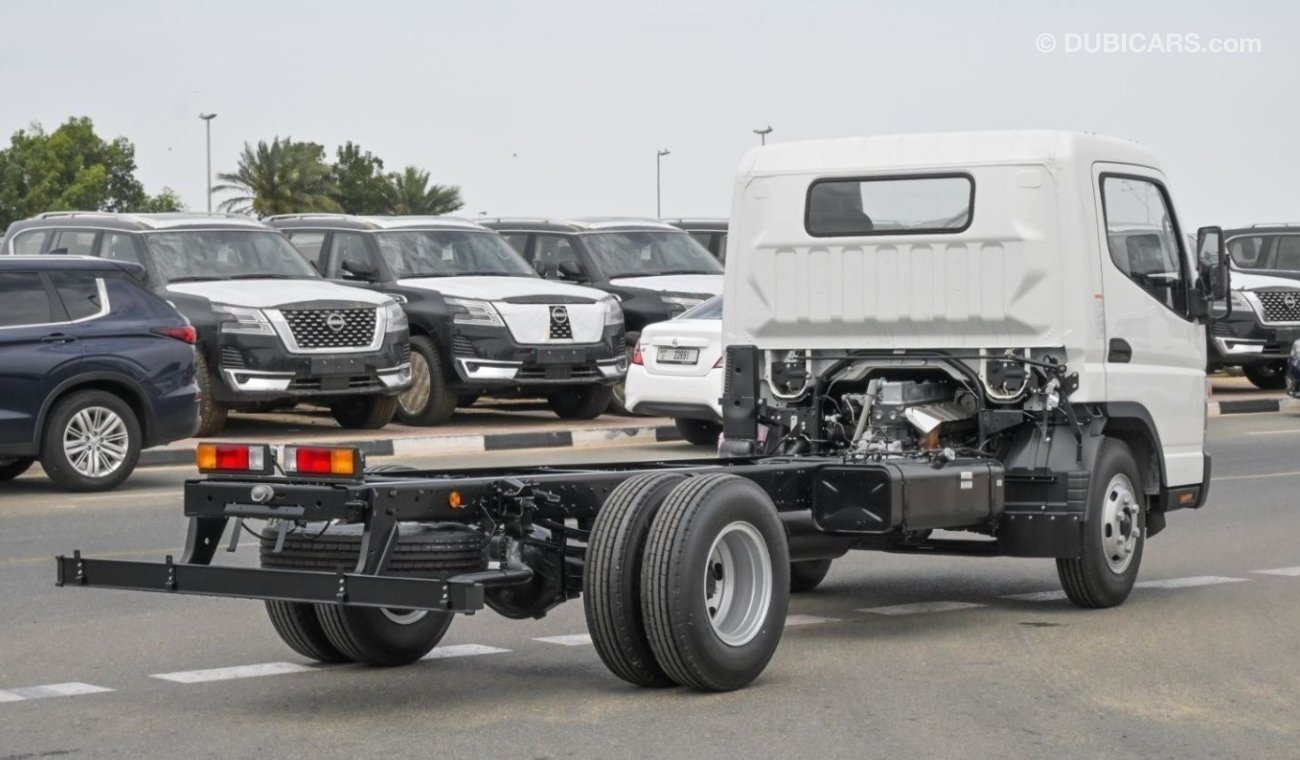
450,324 -> 625,388
210,331 -> 410,402
1207,313 -> 1300,366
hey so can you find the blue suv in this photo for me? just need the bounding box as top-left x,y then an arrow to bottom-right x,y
0,256 -> 200,491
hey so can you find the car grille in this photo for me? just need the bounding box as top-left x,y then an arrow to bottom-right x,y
516,364 -> 600,381
289,375 -> 383,391
280,308 -> 377,349
548,306 -> 573,340
1255,290 -> 1300,323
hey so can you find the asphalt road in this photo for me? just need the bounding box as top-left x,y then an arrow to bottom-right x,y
2,416 -> 1299,759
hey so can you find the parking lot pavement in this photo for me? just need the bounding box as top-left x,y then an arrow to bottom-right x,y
130,401 -> 678,467
2,419 -> 1299,758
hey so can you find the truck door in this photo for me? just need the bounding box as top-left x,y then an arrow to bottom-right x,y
1092,165 -> 1205,487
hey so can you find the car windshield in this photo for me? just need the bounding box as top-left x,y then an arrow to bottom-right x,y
1228,234 -> 1300,272
582,231 -> 723,279
375,231 -> 537,278
143,230 -> 319,283
680,295 -> 723,320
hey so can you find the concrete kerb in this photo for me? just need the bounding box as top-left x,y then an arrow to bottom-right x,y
137,423 -> 684,468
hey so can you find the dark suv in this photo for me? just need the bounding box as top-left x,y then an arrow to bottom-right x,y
664,218 -> 729,261
268,215 -> 625,423
1206,226 -> 1300,388
480,218 -> 722,410
0,256 -> 199,491
3,213 -> 411,433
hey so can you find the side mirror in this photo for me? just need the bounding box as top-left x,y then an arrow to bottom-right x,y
341,258 -> 376,281
1196,226 -> 1230,319
557,260 -> 584,280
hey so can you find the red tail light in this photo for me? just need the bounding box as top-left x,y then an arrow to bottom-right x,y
284,445 -> 362,479
155,326 -> 197,344
714,355 -> 724,369
631,341 -> 644,366
196,443 -> 271,475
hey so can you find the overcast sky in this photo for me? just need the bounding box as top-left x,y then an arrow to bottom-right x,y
0,1 -> 1291,226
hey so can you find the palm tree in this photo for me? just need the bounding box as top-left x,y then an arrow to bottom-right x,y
213,138 -> 340,217
387,166 -> 463,215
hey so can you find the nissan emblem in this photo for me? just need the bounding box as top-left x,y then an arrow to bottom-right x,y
325,313 -> 347,332
550,306 -> 569,323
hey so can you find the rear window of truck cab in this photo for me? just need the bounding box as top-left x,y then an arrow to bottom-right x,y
805,174 -> 974,237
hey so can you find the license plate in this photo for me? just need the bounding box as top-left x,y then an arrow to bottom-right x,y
536,348 -> 585,365
656,347 -> 699,365
311,356 -> 366,375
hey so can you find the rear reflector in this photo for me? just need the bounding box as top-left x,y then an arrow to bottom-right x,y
154,326 -> 197,344
283,446 -> 361,479
196,443 -> 271,475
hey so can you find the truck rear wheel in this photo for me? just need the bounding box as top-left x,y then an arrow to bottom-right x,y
259,522 -> 486,666
641,474 -> 790,692
547,384 -> 613,420
584,472 -> 687,688
330,394 -> 398,429
263,601 -> 351,664
789,559 -> 833,593
1056,439 -> 1145,608
1243,361 -> 1287,390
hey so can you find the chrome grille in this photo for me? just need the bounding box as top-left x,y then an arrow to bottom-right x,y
548,306 -> 573,340
1256,290 -> 1300,323
281,308 -> 376,349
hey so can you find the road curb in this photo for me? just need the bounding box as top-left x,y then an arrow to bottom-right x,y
138,423 -> 684,468
1209,397 -> 1300,416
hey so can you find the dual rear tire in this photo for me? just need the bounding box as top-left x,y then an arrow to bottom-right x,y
584,472 -> 790,692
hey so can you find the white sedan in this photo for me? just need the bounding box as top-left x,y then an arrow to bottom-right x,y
624,296 -> 724,445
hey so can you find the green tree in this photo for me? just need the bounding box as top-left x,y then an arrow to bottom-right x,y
387,166 -> 463,215
0,117 -> 151,228
331,142 -> 390,215
138,187 -> 185,213
212,138 -> 339,217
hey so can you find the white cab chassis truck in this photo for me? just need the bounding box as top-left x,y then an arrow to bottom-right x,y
55,131 -> 1228,693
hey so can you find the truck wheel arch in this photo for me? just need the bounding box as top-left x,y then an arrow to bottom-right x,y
1098,402 -> 1167,496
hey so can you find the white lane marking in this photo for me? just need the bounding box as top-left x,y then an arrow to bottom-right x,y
533,634 -> 593,647
421,644 -> 511,660
152,662 -> 314,684
1246,429 -> 1300,436
1002,590 -> 1069,602
1133,576 -> 1249,590
1253,566 -> 1300,577
0,682 -> 114,702
859,601 -> 985,616
1215,470 -> 1300,482
784,614 -> 839,626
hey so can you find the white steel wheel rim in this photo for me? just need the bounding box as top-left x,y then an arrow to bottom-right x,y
398,352 -> 432,415
703,521 -> 772,647
1101,473 -> 1140,574
379,608 -> 428,625
63,406 -> 129,479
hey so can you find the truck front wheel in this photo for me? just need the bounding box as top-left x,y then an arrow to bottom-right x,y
1056,439 -> 1145,608
641,474 -> 790,691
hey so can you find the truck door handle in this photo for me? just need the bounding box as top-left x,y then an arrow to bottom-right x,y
42,333 -> 78,344
1108,338 -> 1132,363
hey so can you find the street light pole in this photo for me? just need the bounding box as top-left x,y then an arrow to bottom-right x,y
199,113 -> 217,212
656,149 -> 670,218
753,125 -> 773,145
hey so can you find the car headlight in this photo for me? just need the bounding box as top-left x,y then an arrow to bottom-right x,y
661,295 -> 704,315
600,295 -> 624,326
447,297 -> 504,327
212,304 -> 273,336
383,301 -> 408,333
1230,290 -> 1252,313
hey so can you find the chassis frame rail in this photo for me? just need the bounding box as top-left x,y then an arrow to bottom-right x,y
55,552 -> 487,612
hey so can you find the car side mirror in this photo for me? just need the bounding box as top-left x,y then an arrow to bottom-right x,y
557,260 -> 584,280
1196,226 -> 1230,319
341,258 -> 376,281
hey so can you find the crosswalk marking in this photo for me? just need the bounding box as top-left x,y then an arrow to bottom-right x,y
152,662 -> 314,684
421,644 -> 511,660
1133,576 -> 1248,590
859,601 -> 985,616
0,682 -> 114,702
532,634 -> 593,647
784,614 -> 839,626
